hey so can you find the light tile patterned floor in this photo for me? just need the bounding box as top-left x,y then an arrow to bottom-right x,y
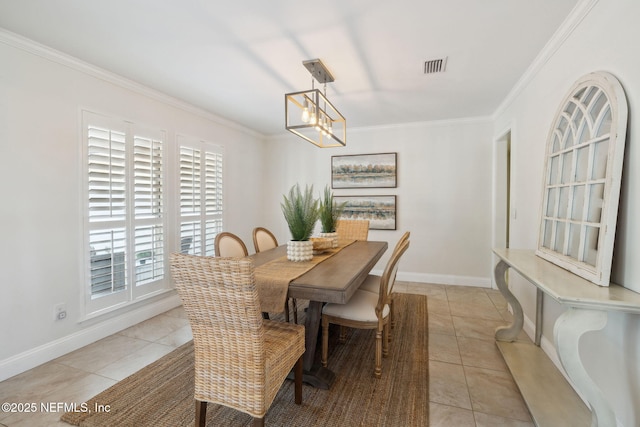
392,282 -> 534,427
0,283 -> 533,426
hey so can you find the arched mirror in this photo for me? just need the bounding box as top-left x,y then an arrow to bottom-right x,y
536,71 -> 627,286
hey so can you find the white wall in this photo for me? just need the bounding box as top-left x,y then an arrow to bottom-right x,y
264,118 -> 495,286
0,33 -> 266,379
0,28 -> 495,382
493,0 -> 640,425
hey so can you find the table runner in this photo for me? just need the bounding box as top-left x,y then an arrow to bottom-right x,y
254,241 -> 354,313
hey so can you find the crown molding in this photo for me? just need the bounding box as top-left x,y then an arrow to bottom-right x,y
0,28 -> 263,139
492,0 -> 600,119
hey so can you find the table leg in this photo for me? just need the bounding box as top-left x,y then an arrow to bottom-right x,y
295,300 -> 335,389
303,300 -> 322,369
494,260 -> 524,342
535,287 -> 544,346
554,308 -> 615,427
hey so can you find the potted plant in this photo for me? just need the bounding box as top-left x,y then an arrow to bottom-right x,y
281,183 -> 319,261
318,185 -> 346,248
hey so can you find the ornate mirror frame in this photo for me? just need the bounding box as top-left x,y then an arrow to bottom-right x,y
536,71 -> 628,287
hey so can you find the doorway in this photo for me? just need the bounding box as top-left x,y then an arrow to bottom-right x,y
493,129 -> 512,287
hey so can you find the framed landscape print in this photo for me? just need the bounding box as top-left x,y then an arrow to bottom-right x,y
334,195 -> 396,230
332,152 -> 397,188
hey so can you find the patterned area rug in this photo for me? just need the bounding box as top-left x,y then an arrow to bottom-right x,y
61,293 -> 428,427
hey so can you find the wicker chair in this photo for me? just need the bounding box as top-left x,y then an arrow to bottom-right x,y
321,239 -> 410,378
214,232 -> 248,257
252,226 -> 298,324
335,219 -> 369,245
170,254 -> 305,427
359,231 -> 410,331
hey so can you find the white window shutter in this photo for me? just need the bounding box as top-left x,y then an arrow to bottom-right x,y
178,138 -> 223,257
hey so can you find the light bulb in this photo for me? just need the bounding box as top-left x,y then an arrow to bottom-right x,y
316,114 -> 324,132
301,99 -> 310,123
309,107 -> 317,126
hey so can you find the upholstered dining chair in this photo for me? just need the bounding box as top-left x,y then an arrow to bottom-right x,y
321,239 -> 410,378
335,219 -> 369,245
252,226 -> 298,324
170,253 -> 305,427
359,231 -> 410,331
214,231 -> 249,257
252,227 -> 278,253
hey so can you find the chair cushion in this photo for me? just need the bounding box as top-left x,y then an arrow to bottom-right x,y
358,274 -> 380,294
322,289 -> 389,322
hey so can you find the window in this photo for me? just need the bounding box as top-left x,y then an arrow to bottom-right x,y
536,72 -> 627,287
83,111 -> 168,316
177,136 -> 224,257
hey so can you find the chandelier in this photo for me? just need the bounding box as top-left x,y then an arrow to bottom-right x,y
285,59 -> 346,148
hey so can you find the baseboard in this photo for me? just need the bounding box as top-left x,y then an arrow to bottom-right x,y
0,294 -> 182,382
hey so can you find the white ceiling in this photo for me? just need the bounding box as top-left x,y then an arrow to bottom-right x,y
0,0 -> 580,136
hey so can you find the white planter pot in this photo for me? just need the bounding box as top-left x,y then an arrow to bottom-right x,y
287,240 -> 314,262
319,232 -> 339,248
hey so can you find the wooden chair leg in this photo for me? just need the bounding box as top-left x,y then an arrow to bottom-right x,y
391,297 -> 396,329
321,317 -> 329,367
284,299 -> 290,323
252,417 -> 265,427
195,400 -> 207,427
382,322 -> 389,358
295,355 -> 303,404
375,329 -> 382,379
389,297 -> 395,343
339,325 -> 347,343
292,298 -> 298,324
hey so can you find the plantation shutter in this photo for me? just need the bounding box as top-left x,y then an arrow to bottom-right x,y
204,150 -> 223,255
83,111 -> 168,316
133,135 -> 164,285
87,124 -> 127,297
178,138 -> 223,256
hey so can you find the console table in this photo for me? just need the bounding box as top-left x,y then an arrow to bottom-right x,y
493,248 -> 640,427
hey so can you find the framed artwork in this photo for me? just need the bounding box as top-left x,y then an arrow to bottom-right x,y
332,152 -> 397,188
536,71 -> 627,287
334,195 -> 396,230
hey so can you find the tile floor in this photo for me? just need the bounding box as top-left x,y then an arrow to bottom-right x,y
0,282 -> 533,427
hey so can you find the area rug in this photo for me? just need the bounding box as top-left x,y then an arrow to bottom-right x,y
61,293 -> 428,427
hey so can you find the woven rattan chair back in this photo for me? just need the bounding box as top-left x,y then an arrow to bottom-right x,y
336,219 -> 369,245
214,232 -> 248,257
253,227 -> 278,253
170,253 -> 304,427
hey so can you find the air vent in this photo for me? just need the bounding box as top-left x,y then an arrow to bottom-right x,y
424,57 -> 447,74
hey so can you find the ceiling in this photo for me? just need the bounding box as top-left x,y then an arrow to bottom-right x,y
0,0 -> 580,136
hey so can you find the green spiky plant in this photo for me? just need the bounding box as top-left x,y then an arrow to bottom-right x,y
319,185 -> 346,233
281,184 -> 319,241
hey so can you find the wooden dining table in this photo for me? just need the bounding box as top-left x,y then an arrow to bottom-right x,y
249,240 -> 388,389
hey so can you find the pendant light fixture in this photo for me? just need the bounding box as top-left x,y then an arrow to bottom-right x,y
285,59 -> 346,147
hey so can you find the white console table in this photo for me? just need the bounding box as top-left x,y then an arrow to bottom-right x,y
493,248 -> 640,427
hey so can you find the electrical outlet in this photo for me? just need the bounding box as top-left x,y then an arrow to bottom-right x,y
54,303 -> 67,321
